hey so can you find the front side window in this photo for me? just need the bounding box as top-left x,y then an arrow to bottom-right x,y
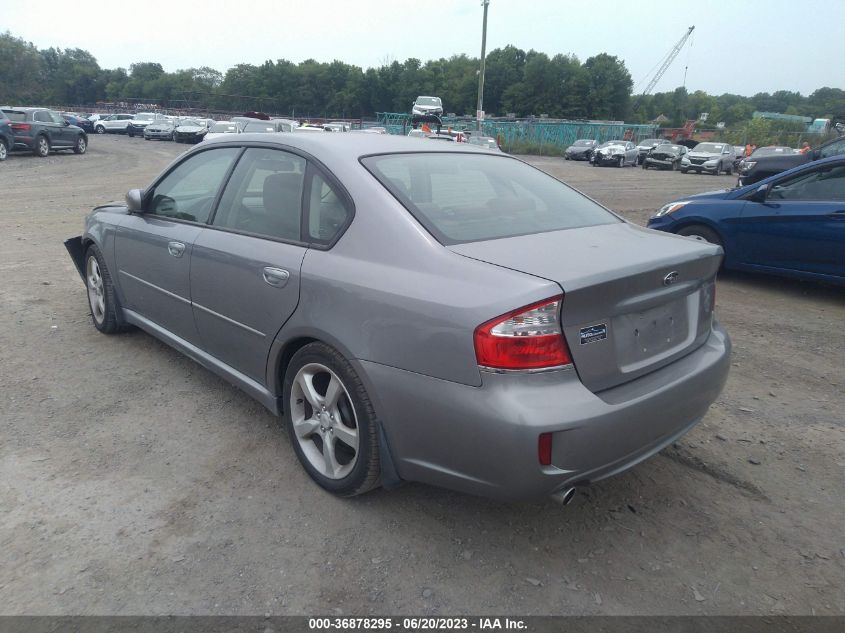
769,165 -> 845,202
213,147 -> 305,241
147,148 -> 239,222
819,139 -> 845,159
49,111 -> 65,124
363,153 -> 619,244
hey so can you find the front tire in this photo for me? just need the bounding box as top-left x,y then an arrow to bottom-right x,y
85,245 -> 130,334
677,225 -> 723,249
73,135 -> 87,154
34,135 -> 50,157
617,156 -> 624,168
283,342 -> 380,497
95,125 -> 105,134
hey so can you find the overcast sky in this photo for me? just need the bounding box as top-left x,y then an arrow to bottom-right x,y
6,0 -> 842,96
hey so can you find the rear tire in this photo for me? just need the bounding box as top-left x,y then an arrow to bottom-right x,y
677,225 -> 723,249
283,342 -> 381,497
642,162 -> 648,170
0,139 -> 7,162
84,245 -> 131,334
34,135 -> 50,157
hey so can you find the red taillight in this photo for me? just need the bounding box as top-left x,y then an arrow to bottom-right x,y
473,296 -> 573,370
538,432 -> 553,466
11,123 -> 31,132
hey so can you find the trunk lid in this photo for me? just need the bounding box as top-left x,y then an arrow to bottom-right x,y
449,222 -> 721,392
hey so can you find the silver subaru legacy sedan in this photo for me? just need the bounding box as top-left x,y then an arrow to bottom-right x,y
65,134 -> 730,502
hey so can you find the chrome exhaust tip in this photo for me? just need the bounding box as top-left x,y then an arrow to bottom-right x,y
551,487 -> 577,506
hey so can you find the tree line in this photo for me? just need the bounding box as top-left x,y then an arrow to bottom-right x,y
1,30 -> 843,124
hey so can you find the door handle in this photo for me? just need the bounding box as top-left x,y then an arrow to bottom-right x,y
262,267 -> 290,287
167,241 -> 186,257
827,210 -> 845,219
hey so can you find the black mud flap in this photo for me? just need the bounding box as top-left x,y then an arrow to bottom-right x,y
377,422 -> 403,490
64,236 -> 86,282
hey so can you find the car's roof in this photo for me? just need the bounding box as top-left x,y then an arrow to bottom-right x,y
201,132 -> 491,159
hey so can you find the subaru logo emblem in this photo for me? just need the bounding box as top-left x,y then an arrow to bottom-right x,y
663,271 -> 679,286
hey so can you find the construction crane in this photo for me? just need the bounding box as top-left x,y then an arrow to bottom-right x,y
633,26 -> 695,110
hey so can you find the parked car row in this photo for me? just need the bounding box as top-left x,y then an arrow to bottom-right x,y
563,136 -> 845,181
0,106 -> 88,159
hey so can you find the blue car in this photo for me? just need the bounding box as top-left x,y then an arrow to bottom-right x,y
647,155 -> 845,286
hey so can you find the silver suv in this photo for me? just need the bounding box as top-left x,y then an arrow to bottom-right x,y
411,96 -> 443,117
681,142 -> 736,175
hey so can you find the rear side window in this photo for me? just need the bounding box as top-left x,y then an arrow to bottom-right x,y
362,153 -> 618,244
306,170 -> 350,244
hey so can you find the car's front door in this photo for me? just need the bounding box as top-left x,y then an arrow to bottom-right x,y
114,147 -> 241,343
50,110 -> 75,146
737,161 -> 845,278
190,147 -> 310,383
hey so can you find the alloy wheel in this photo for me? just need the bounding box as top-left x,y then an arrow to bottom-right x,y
290,363 -> 359,480
86,255 -> 106,325
37,137 -> 49,156
0,142 -> 6,161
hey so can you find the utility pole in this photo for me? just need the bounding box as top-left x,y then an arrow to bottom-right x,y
476,0 -> 490,131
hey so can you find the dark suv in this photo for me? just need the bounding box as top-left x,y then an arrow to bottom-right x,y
1,107 -> 88,157
0,110 -> 13,161
738,136 -> 845,185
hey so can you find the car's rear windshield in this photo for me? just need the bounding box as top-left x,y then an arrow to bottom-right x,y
694,143 -> 725,153
362,152 -> 619,245
243,122 -> 276,133
752,146 -> 793,156
211,122 -> 239,132
2,110 -> 26,122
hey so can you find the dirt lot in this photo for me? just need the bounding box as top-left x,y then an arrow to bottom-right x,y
1,136 -> 843,616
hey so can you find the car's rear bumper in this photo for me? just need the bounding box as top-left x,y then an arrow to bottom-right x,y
359,322 -> 730,501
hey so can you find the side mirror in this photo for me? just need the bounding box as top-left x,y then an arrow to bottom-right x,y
126,188 -> 144,212
750,183 -> 771,202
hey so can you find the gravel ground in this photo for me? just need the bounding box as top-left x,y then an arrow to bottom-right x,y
1,136 -> 843,616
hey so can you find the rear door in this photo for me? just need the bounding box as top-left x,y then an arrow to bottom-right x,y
736,161 -> 845,278
190,147 -> 309,382
114,147 -> 241,343
33,110 -> 64,147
